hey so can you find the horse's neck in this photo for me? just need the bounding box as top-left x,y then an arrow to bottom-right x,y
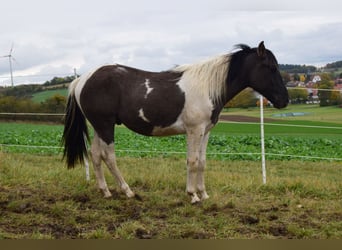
224,80 -> 247,104
210,80 -> 247,125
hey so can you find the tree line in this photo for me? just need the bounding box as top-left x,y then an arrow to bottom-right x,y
279,64 -> 317,74
279,61 -> 342,73
0,94 -> 66,123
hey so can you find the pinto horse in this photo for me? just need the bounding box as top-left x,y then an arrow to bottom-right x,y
62,41 -> 288,203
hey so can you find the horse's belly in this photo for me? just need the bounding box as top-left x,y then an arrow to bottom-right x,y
121,118 -> 185,137
151,122 -> 186,136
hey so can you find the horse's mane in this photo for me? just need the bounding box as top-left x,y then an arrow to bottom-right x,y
171,54 -> 230,104
170,45 -> 255,104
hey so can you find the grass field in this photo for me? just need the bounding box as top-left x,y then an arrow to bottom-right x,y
223,104 -> 342,125
31,89 -> 68,103
0,104 -> 341,239
0,153 -> 341,239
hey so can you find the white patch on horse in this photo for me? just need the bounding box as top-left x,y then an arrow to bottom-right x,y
115,66 -> 128,73
144,79 -> 153,98
138,108 -> 150,123
71,68 -> 99,111
152,118 -> 186,136
148,76 -> 215,136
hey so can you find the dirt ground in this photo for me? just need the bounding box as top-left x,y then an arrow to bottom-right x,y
219,115 -> 277,123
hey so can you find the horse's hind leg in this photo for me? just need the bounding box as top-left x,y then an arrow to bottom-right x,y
92,132 -> 134,198
101,141 -> 135,198
91,133 -> 112,198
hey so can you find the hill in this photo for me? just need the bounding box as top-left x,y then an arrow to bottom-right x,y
31,88 -> 68,103
0,75 -> 73,99
326,60 -> 342,69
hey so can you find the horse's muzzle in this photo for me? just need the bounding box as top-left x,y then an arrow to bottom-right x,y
273,96 -> 289,109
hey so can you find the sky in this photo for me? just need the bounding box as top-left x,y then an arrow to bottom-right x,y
0,0 -> 342,86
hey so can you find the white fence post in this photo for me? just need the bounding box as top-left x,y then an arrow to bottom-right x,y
259,95 -> 266,184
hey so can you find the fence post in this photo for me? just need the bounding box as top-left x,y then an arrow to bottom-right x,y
259,95 -> 266,184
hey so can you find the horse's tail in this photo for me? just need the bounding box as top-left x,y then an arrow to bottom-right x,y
62,79 -> 89,168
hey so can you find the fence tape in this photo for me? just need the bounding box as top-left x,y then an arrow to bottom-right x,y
1,144 -> 341,161
1,113 -> 341,130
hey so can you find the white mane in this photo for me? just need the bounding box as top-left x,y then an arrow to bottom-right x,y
172,54 -> 230,103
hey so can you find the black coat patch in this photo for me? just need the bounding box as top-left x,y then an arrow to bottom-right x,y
80,65 -> 185,142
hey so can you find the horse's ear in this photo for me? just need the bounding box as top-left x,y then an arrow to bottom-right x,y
257,41 -> 265,57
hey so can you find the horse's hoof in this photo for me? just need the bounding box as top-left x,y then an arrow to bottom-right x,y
104,193 -> 112,199
200,191 -> 209,201
125,190 -> 135,198
190,193 -> 201,204
101,188 -> 112,199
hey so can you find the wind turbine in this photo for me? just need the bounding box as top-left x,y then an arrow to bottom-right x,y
1,43 -> 16,87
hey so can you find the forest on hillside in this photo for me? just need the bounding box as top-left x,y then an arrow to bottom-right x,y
279,64 -> 317,74
279,60 -> 342,74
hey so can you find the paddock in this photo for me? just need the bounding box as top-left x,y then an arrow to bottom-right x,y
0,104 -> 341,239
1,152 -> 341,239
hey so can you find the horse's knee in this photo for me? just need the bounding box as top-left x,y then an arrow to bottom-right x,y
187,157 -> 199,169
198,160 -> 206,171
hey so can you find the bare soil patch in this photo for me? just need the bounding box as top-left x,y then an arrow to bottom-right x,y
220,115 -> 277,123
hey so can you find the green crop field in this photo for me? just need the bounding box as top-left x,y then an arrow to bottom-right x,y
223,104 -> 342,125
0,114 -> 341,160
0,104 -> 341,239
0,103 -> 341,168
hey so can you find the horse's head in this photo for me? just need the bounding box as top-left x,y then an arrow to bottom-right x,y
229,41 -> 289,109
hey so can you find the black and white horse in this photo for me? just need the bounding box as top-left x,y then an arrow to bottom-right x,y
62,41 -> 288,203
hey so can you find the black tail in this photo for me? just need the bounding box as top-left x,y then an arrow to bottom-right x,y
62,94 -> 89,168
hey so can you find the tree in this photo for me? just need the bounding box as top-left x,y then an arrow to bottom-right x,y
299,74 -> 306,82
256,97 -> 268,107
0,96 -> 40,113
293,74 -> 300,81
43,75 -> 77,86
225,88 -> 258,108
330,90 -> 342,106
288,88 -> 308,104
318,73 -> 334,106
281,71 -> 291,83
41,94 -> 66,113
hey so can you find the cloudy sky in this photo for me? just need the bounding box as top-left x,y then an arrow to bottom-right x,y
0,0 -> 341,86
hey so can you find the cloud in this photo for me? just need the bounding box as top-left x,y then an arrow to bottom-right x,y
1,1 -> 342,86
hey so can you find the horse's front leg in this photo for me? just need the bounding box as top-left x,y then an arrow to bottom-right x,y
186,128 -> 204,203
197,132 -> 210,201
